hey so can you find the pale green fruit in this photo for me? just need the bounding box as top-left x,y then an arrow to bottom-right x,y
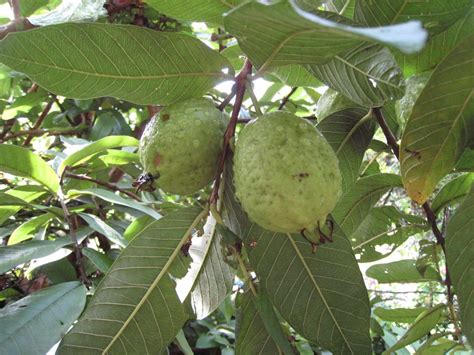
233,111 -> 342,233
139,98 -> 227,195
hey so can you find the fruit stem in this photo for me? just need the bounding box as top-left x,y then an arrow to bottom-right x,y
210,59 -> 253,204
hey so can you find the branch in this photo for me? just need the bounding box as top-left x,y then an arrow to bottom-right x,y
210,59 -> 252,204
2,127 -> 87,141
372,107 -> 453,304
65,172 -> 141,202
9,0 -> 21,21
218,84 -> 237,111
23,95 -> 56,146
278,87 -> 298,110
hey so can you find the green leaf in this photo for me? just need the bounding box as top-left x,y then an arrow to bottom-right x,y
446,186 -> 474,344
0,186 -> 47,224
374,307 -> 427,324
236,291 -> 292,355
58,207 -> 207,354
178,215 -> 235,319
124,215 -> 155,242
175,329 -> 194,355
8,212 -> 57,245
0,282 -> 86,355
59,135 -> 138,175
89,110 -> 132,141
395,7 -> 474,76
456,147 -> 474,171
0,144 -> 59,193
431,173 -> 474,214
351,206 -> 427,263
243,223 -> 371,354
68,188 -> 161,220
20,0 -> 49,17
224,1 -> 427,73
318,107 -> 375,192
78,212 -> 127,248
147,0 -> 237,25
0,192 -> 31,207
0,230 -> 92,273
400,34 -> 474,204
366,259 -> 441,284
332,173 -> 402,237
0,23 -> 233,105
269,64 -> 322,87
385,304 -> 446,353
307,44 -> 405,107
82,247 -> 113,273
355,0 -> 471,34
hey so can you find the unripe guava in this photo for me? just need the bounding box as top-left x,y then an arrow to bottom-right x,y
139,98 -> 227,195
233,111 -> 342,233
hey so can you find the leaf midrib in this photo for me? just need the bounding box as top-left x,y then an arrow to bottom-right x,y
102,208 -> 208,354
287,234 -> 353,352
0,55 -> 227,80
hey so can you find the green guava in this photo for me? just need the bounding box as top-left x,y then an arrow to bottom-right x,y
233,111 -> 342,233
139,98 -> 228,195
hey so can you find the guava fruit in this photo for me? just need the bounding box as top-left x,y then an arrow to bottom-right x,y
233,111 -> 342,233
139,98 -> 228,195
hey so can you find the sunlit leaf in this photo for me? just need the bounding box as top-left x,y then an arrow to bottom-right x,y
8,212 -> 57,245
431,173 -> 474,214
0,144 -> 59,193
366,259 -> 441,284
374,307 -> 427,324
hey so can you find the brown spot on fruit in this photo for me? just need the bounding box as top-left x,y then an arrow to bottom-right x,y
161,114 -> 170,121
154,153 -> 162,166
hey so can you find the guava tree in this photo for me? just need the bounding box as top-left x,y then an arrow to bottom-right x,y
0,0 -> 473,354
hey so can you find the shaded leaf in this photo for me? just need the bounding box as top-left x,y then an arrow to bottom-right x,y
0,23 -> 233,105
78,212 -> 127,248
0,282 -> 87,355
0,229 -> 92,274
446,186 -> 474,344
0,144 -> 59,193
270,65 -> 322,87
332,173 -> 402,237
243,223 -> 371,354
431,173 -> 474,214
385,304 -> 446,353
8,212 -> 57,245
82,247 -> 113,273
59,135 -> 138,175
318,107 -> 375,192
351,206 -> 427,263
366,259 -> 441,284
355,0 -> 471,34
400,34 -> 474,204
395,7 -> 474,76
395,72 -> 430,130
374,307 -> 427,324
308,44 -> 405,107
224,1 -> 427,73
58,207 -> 207,354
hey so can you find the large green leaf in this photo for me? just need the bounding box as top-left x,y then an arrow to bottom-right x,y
175,215 -> 235,319
0,282 -> 86,355
366,259 -> 441,283
385,304 -> 446,353
59,135 -> 138,175
0,229 -> 92,274
0,23 -> 233,105
224,1 -> 427,73
446,187 -> 474,344
355,0 -> 471,34
8,212 -> 57,245
395,7 -> 474,76
318,107 -> 375,192
235,290 -> 292,355
373,307 -> 427,324
0,186 -> 47,224
308,44 -> 405,107
147,0 -> 238,25
431,173 -> 474,214
243,223 -> 371,354
0,144 -> 59,193
351,206 -> 427,263
58,207 -> 207,354
332,173 -> 402,237
400,34 -> 474,204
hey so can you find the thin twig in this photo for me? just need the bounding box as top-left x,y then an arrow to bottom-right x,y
65,172 -> 141,201
3,127 -> 87,141
245,80 -> 262,116
372,107 -> 455,315
218,84 -> 237,111
9,0 -> 21,21
23,95 -> 56,146
210,59 -> 252,204
278,87 -> 298,110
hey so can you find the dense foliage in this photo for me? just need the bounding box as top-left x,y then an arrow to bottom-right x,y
0,0 -> 473,354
